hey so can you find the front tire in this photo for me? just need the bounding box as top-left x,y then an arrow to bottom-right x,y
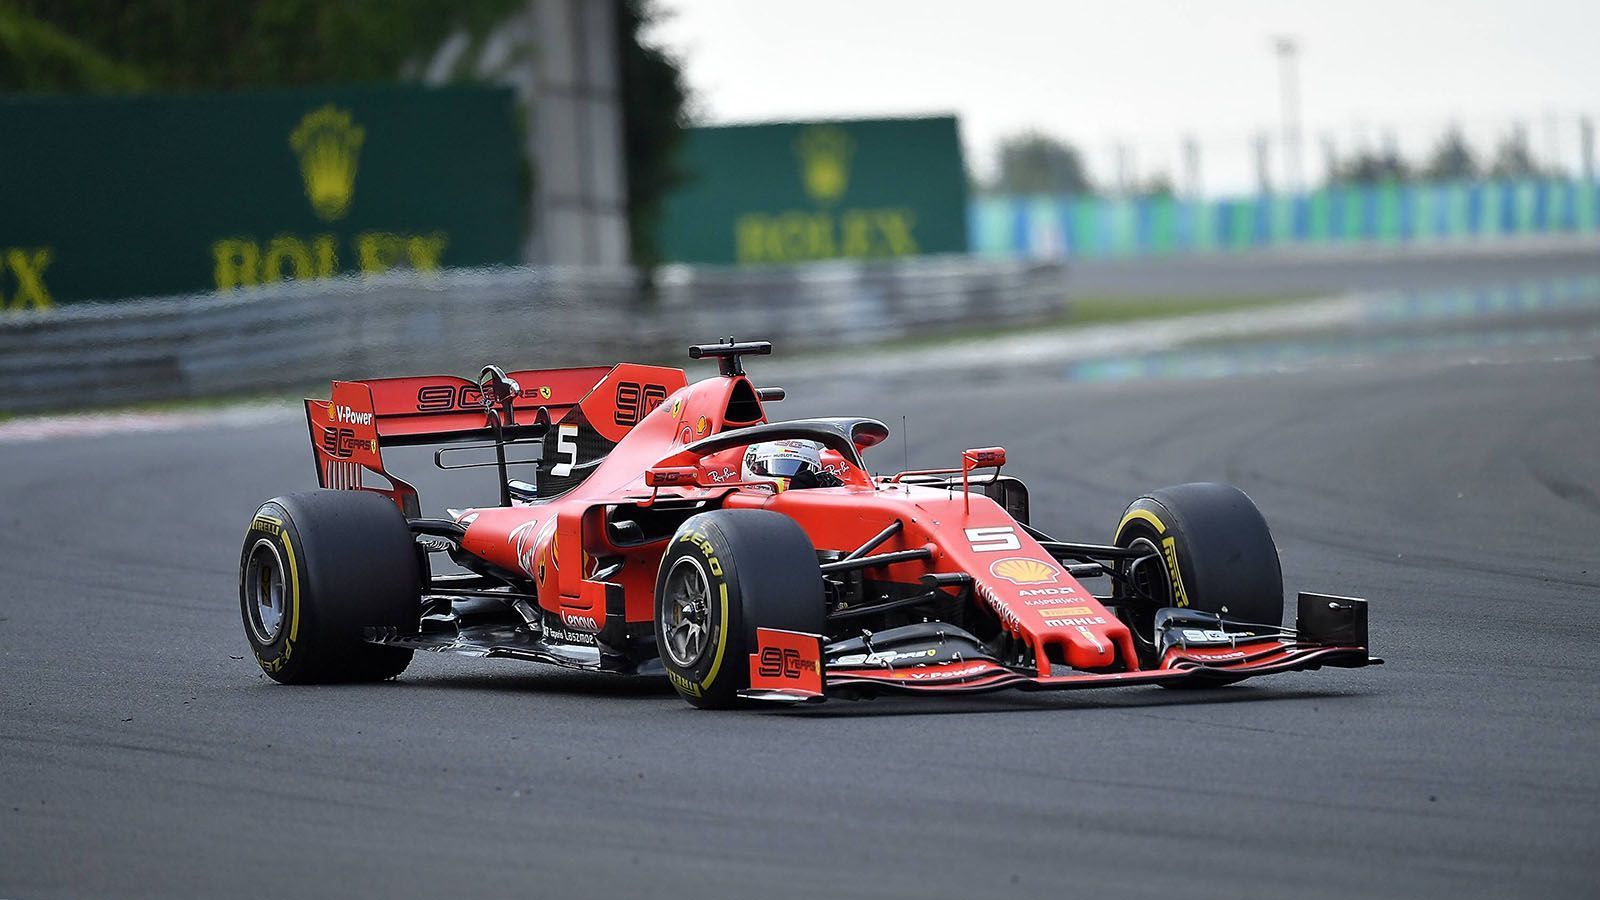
240,490 -> 421,684
1112,482 -> 1284,627
655,510 -> 825,709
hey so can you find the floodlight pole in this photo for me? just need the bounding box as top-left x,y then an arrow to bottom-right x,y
1582,117 -> 1595,183
1274,36 -> 1303,194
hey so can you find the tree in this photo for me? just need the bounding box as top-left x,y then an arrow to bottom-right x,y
617,0 -> 689,269
1132,173 -> 1175,199
0,7 -> 147,91
0,1 -> 526,90
1421,127 -> 1478,181
0,1 -> 690,269
1486,128 -> 1557,179
1328,148 -> 1410,186
988,131 -> 1094,195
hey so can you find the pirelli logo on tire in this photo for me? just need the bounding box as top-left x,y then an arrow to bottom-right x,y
1116,506 -> 1192,609
677,530 -> 724,576
1160,535 -> 1191,608
667,670 -> 702,698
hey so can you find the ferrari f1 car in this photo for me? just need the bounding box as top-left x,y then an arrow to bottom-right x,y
239,339 -> 1378,707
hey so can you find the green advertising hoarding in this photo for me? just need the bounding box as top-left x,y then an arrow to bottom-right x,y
659,116 -> 968,265
0,85 -> 522,308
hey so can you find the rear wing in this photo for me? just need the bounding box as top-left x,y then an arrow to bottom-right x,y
305,364 -> 686,514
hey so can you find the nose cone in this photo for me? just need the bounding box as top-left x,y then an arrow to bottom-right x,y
1026,602 -> 1133,673
1059,620 -> 1119,669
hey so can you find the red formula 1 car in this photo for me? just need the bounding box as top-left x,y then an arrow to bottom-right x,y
239,339 -> 1378,707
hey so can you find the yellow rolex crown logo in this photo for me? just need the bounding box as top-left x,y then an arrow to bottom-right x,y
795,126 -> 854,204
290,105 -> 364,222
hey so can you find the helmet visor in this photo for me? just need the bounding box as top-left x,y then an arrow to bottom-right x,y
760,456 -> 813,478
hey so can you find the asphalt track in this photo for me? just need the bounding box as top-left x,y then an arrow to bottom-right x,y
3,344 -> 1599,899
1067,236 -> 1600,297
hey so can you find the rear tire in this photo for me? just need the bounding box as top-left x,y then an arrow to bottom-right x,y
655,510 -> 825,709
240,490 -> 420,684
1113,482 -> 1283,627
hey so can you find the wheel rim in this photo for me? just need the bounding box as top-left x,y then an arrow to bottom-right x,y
662,557 -> 713,668
244,538 -> 287,644
1125,535 -> 1172,607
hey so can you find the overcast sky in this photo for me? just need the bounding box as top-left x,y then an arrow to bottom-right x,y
648,0 -> 1599,193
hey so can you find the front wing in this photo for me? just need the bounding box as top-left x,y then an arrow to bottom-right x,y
740,593 -> 1381,703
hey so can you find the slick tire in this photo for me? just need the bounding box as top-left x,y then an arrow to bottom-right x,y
655,510 -> 825,709
1113,482 -> 1284,629
240,489 -> 421,684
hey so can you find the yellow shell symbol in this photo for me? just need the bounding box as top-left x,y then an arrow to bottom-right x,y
990,557 -> 1059,585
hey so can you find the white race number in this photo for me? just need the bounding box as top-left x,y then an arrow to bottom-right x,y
965,526 -> 1020,552
552,424 -> 578,476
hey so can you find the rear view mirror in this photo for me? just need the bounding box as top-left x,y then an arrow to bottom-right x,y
962,446 -> 1006,469
478,365 -> 521,427
645,466 -> 698,488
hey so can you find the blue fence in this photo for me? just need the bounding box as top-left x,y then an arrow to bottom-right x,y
972,179 -> 1600,259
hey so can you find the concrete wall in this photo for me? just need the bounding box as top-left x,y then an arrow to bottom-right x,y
517,0 -> 631,266
453,0 -> 632,267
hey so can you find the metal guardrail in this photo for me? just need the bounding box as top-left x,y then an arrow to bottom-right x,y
0,258 -> 1068,413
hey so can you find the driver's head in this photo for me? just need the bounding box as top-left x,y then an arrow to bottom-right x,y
742,439 -> 823,492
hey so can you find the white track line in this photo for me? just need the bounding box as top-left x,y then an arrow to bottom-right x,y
0,403 -> 297,444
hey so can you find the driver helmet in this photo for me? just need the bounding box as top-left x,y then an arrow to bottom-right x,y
742,439 -> 823,491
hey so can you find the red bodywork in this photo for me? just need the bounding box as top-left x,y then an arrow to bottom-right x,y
303,359 -> 1374,702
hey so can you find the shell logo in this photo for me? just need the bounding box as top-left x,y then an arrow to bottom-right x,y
989,557 -> 1060,585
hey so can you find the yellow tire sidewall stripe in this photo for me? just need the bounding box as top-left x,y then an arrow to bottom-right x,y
1116,507 -> 1169,539
278,525 -> 301,643
701,582 -> 729,690
1115,505 -> 1193,608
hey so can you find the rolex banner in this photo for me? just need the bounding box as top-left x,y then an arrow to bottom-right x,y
0,85 -> 522,308
658,116 -> 969,265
